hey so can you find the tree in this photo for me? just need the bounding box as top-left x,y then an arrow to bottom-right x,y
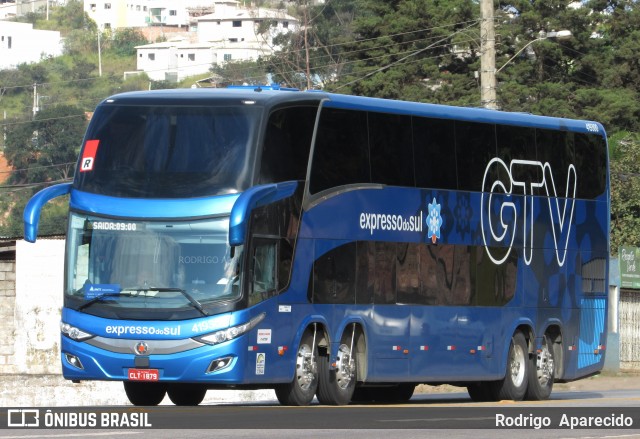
609,132 -> 640,254
210,59 -> 269,86
111,28 -> 149,57
323,0 -> 481,104
4,105 -> 87,185
265,0 -> 358,89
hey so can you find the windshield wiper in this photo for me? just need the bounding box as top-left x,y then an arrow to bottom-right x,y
148,287 -> 210,317
78,292 -> 135,311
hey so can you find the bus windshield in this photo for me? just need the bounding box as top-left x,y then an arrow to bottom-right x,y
74,104 -> 261,198
65,213 -> 243,320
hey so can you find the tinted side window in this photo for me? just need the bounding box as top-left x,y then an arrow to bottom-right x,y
536,129 -> 575,199
413,117 -> 457,190
259,106 -> 317,184
456,121 -> 497,192
373,242 -> 396,304
574,133 -> 606,198
368,112 -> 414,187
312,242 -> 356,304
309,108 -> 369,194
496,125 -> 538,192
397,243 -> 421,303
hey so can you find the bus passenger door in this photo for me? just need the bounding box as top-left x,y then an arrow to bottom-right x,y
243,236 -> 291,383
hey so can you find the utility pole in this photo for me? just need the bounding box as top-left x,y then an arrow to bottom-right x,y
32,83 -> 38,117
480,0 -> 497,109
98,28 -> 102,77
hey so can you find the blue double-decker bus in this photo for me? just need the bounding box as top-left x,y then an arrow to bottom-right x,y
24,86 -> 609,406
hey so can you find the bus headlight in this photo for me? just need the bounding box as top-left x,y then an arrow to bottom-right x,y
194,313 -> 265,346
60,322 -> 94,341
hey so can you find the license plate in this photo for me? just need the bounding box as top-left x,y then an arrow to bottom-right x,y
128,368 -> 159,381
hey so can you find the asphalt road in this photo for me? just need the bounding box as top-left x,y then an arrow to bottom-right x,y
1,385 -> 640,439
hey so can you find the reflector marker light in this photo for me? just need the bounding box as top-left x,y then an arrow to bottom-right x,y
420,345 -> 429,351
447,345 -> 456,351
568,345 -> 576,351
248,346 -> 258,351
392,346 -> 401,351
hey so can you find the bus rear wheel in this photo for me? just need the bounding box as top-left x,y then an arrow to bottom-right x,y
123,381 -> 167,406
317,337 -> 357,405
490,331 -> 529,401
274,332 -> 318,406
525,334 -> 554,400
167,383 -> 207,406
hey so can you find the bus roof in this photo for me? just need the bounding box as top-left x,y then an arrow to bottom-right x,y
99,87 -> 605,136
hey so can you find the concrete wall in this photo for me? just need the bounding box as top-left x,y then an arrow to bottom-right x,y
0,260 -> 16,374
620,290 -> 640,370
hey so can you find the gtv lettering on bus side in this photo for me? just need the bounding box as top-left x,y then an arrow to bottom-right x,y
480,158 -> 576,267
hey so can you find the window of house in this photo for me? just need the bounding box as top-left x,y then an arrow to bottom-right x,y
104,23 -> 111,29
104,3 -> 111,9
7,36 -> 11,49
283,21 -> 289,28
232,20 -> 242,27
136,5 -> 140,11
229,38 -> 238,43
188,53 -> 195,61
90,3 -> 96,11
148,53 -> 155,61
223,54 -> 232,61
169,10 -> 177,16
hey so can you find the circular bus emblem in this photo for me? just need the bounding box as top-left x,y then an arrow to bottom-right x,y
134,341 -> 149,356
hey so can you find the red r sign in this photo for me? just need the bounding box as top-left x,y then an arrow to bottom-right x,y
80,139 -> 100,172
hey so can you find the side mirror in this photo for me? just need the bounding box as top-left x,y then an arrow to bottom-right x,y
23,183 -> 72,242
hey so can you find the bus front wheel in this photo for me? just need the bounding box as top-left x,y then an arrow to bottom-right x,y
317,336 -> 357,405
167,383 -> 207,406
123,381 -> 167,406
274,331 -> 318,406
490,331 -> 529,401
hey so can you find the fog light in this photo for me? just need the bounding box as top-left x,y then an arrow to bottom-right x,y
64,353 -> 84,370
206,356 -> 233,373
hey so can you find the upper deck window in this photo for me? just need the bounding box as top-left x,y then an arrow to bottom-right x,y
74,104 -> 260,198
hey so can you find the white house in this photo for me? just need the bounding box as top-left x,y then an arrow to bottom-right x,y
149,0 -> 215,29
0,1 -> 16,20
84,0 -> 216,30
136,40 -> 217,82
0,20 -> 62,69
134,1 -> 298,82
84,0 -> 150,29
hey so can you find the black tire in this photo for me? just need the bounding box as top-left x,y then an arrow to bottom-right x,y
467,382 -> 497,402
274,332 -> 318,406
490,331 -> 529,401
525,334 -> 555,400
317,339 -> 357,405
123,381 -> 167,406
167,383 -> 207,406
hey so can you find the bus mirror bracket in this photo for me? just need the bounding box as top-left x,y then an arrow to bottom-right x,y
229,181 -> 298,246
23,182 -> 72,243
